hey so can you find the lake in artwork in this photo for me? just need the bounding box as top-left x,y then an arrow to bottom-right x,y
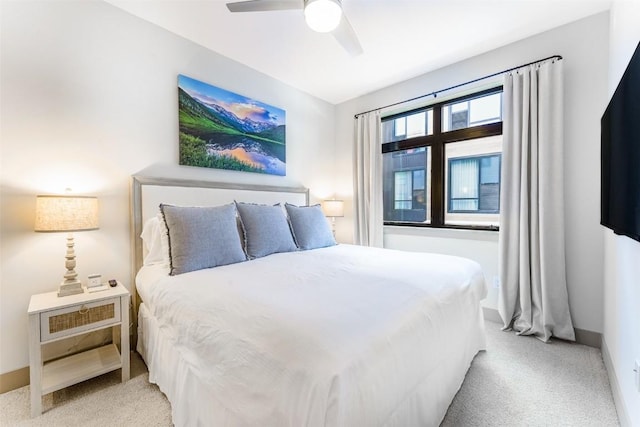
178,75 -> 286,176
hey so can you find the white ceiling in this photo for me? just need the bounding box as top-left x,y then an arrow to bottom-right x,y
106,0 -> 611,104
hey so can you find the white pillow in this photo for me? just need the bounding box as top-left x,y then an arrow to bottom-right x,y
140,214 -> 170,266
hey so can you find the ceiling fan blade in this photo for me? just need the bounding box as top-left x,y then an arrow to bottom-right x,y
332,14 -> 363,56
226,0 -> 302,13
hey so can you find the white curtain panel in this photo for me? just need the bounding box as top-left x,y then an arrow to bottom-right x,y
498,60 -> 575,342
353,111 -> 383,247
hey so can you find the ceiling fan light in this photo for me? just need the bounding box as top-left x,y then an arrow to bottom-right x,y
304,0 -> 342,33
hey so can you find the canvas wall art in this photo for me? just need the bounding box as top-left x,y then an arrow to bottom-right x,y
178,74 -> 286,176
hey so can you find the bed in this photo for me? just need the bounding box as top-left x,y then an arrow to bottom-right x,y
130,176 -> 487,426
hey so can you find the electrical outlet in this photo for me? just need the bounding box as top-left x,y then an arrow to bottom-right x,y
492,276 -> 500,289
635,360 -> 640,393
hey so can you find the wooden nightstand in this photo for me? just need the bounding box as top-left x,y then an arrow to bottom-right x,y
27,282 -> 130,417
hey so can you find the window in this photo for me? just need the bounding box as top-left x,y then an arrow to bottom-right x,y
382,88 -> 503,229
394,171 -> 412,210
448,155 -> 500,212
382,109 -> 433,142
444,136 -> 501,226
383,147 -> 430,223
442,92 -> 502,131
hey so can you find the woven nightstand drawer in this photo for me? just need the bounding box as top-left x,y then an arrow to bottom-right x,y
40,297 -> 121,342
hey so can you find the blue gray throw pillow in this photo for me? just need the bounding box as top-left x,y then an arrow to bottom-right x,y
235,202 -> 297,259
160,203 -> 246,275
285,203 -> 336,250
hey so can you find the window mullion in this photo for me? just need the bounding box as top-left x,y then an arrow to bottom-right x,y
431,106 -> 444,227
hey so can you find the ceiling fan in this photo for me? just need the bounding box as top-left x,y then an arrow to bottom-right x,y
226,0 -> 363,56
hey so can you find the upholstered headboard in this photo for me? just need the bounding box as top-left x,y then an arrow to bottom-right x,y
129,175 -> 309,338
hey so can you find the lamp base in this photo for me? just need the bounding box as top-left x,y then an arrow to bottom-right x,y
57,280 -> 84,297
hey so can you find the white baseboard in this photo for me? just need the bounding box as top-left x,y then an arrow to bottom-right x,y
601,337 -> 631,427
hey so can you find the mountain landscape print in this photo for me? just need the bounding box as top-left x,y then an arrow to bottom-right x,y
178,74 -> 286,176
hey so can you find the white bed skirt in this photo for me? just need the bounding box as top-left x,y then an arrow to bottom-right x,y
137,301 -> 486,426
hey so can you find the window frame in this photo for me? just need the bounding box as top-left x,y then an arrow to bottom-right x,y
382,86 -> 503,231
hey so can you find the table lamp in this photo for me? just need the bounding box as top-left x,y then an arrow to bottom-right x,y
35,195 -> 99,297
321,199 -> 344,237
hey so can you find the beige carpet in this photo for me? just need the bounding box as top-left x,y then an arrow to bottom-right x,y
0,354 -> 172,426
1,320 -> 619,426
442,321 -> 619,426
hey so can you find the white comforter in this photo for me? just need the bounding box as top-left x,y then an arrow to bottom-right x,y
137,244 -> 487,426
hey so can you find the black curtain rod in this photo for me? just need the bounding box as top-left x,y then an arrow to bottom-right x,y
354,54 -> 562,119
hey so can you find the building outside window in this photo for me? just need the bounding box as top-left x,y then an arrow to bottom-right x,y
448,155 -> 501,212
383,147 -> 430,222
382,88 -> 503,229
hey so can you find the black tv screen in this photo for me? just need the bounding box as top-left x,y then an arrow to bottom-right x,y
601,40 -> 640,242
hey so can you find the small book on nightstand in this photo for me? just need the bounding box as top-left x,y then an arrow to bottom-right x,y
85,273 -> 108,292
86,283 -> 110,293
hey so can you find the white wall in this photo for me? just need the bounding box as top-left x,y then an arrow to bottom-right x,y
603,2 -> 640,425
335,13 -> 610,332
0,1 -> 336,375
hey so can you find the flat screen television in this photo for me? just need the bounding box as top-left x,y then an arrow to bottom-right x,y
601,41 -> 640,242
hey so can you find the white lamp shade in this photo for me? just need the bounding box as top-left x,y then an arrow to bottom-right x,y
35,195 -> 99,232
304,0 -> 342,33
322,199 -> 344,217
